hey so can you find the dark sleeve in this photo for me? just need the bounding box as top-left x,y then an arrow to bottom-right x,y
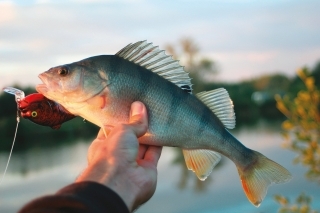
18,181 -> 130,213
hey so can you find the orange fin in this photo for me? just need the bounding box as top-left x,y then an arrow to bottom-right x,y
237,151 -> 292,207
86,95 -> 107,109
182,149 -> 221,181
101,125 -> 114,138
102,126 -> 108,138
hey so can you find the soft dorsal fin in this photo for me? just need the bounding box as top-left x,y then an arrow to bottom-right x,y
196,88 -> 236,129
115,41 -> 193,94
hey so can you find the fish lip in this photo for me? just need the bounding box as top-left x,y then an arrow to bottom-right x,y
38,73 -> 47,85
36,73 -> 48,95
36,84 -> 48,95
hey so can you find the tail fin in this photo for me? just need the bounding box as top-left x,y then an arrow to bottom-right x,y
237,151 -> 292,207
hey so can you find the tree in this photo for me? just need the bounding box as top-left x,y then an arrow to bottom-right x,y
275,68 -> 320,182
274,68 -> 320,212
165,38 -> 218,93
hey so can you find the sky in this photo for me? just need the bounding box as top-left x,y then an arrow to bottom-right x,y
1,0 -> 320,90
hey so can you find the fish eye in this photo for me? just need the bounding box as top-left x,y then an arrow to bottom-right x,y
58,67 -> 69,76
31,111 -> 37,117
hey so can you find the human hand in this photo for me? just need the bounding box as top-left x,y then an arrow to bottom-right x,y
76,101 -> 162,211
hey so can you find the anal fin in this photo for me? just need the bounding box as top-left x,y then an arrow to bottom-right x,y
182,149 -> 221,181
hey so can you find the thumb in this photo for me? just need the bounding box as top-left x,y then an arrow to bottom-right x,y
128,101 -> 148,138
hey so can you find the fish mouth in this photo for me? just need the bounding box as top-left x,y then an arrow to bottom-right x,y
36,84 -> 48,94
36,73 -> 49,95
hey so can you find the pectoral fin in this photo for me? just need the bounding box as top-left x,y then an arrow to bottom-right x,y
102,127 -> 108,138
101,125 -> 114,138
182,149 -> 221,181
86,95 -> 107,109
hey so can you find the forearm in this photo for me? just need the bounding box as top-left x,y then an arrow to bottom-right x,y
18,181 -> 130,213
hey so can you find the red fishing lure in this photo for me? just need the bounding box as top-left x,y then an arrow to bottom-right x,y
17,93 -> 76,129
0,88 -> 76,185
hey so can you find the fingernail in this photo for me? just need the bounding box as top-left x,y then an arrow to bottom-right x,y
130,102 -> 144,117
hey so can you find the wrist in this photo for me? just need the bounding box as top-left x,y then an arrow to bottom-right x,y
76,160 -> 111,183
76,162 -> 139,212
105,168 -> 139,211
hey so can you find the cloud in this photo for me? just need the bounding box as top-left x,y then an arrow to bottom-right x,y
0,1 -> 17,25
0,0 -> 319,89
210,51 -> 278,64
206,47 -> 320,82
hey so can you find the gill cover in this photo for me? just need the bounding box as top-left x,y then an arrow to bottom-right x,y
37,62 -> 109,105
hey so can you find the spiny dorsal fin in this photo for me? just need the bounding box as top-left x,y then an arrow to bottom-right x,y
115,41 -> 193,94
196,88 -> 236,129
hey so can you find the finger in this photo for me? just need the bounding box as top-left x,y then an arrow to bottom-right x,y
128,101 -> 148,138
87,140 -> 102,163
143,146 -> 163,166
137,144 -> 148,159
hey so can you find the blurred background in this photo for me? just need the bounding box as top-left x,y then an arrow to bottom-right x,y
0,0 -> 320,212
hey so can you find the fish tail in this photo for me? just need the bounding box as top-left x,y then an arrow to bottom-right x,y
237,150 -> 292,207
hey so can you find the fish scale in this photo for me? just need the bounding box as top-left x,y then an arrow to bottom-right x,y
36,40 -> 292,207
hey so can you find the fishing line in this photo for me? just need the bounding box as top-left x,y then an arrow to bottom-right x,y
0,87 -> 25,185
0,111 -> 20,185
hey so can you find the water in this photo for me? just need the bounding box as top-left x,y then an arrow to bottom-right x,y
0,122 -> 319,213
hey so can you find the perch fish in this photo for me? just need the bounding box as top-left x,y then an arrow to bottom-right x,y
36,40 -> 292,206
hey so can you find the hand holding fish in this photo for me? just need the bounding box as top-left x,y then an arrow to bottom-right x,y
76,101 -> 162,211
